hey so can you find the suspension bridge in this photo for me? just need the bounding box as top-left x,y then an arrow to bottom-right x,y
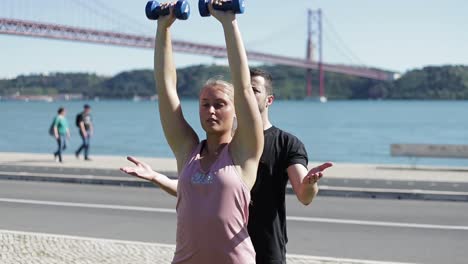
0,0 -> 399,98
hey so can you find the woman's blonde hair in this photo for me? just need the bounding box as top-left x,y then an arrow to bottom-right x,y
200,77 -> 234,101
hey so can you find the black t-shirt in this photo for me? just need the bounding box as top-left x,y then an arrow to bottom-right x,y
77,112 -> 92,130
248,126 -> 308,264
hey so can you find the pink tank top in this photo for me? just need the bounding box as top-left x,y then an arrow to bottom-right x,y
172,141 -> 255,264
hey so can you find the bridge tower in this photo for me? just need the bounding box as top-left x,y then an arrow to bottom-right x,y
306,9 -> 325,102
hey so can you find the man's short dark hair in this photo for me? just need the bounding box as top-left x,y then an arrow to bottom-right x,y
58,107 -> 65,114
250,68 -> 273,96
84,104 -> 91,109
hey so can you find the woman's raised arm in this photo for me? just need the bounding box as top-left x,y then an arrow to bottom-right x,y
154,3 -> 199,169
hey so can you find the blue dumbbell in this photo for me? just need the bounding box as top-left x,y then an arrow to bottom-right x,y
145,0 -> 190,20
198,0 -> 245,17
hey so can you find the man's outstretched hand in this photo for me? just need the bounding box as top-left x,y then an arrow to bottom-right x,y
302,162 -> 333,185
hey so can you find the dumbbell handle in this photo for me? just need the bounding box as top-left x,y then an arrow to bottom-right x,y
158,5 -> 171,16
146,0 -> 190,20
199,0 -> 244,17
212,1 -> 236,11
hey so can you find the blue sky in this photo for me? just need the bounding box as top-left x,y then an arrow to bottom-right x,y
1,0 -> 467,78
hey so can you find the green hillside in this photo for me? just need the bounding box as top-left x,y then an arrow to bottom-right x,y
1,65 -> 467,100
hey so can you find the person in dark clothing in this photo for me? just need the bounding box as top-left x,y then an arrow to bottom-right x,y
247,68 -> 332,264
75,104 -> 93,160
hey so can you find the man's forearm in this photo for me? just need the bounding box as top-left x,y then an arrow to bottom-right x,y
80,123 -> 87,135
298,182 -> 319,205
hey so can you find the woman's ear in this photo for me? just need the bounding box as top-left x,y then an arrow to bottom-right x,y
231,116 -> 237,136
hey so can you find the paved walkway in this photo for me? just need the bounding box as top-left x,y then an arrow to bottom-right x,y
0,230 -> 414,264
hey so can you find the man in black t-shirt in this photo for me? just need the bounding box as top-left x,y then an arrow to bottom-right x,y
75,104 -> 94,161
248,68 -> 332,264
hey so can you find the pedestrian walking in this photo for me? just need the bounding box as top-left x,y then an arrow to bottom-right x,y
75,104 -> 93,160
52,107 -> 70,163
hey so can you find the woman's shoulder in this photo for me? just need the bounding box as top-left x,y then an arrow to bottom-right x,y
180,140 -> 204,166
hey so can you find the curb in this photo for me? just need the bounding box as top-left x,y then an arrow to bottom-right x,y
314,185 -> 468,202
2,171 -> 468,202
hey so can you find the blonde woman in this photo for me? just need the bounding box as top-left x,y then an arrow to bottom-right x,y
121,1 -> 263,263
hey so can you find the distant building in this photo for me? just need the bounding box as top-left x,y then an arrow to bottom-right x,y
0,93 -> 83,102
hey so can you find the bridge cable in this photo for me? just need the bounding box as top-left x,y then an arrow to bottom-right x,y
322,14 -> 365,66
244,20 -> 303,50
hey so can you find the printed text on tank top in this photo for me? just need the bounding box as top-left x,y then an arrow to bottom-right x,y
192,141 -> 228,185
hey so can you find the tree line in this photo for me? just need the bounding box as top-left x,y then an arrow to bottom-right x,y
1,64 -> 467,100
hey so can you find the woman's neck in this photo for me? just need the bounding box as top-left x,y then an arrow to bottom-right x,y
204,134 -> 231,156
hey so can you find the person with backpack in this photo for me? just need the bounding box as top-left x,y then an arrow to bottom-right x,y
52,107 -> 70,163
75,104 -> 93,161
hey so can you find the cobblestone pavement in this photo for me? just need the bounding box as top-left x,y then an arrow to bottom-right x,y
0,230 -> 411,264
